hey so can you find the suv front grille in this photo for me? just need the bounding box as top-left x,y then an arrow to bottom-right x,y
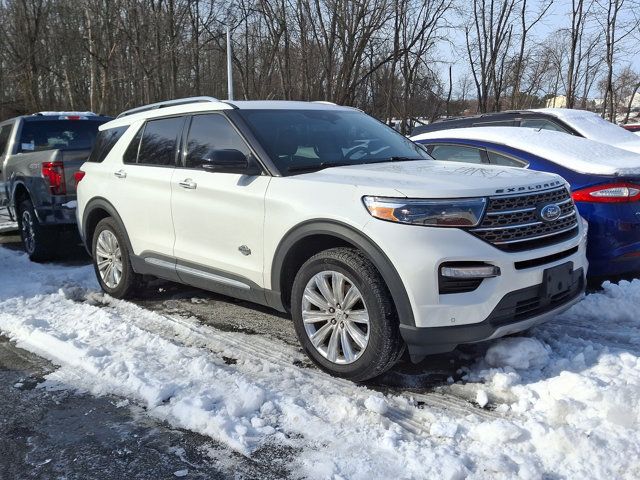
469,186 -> 579,252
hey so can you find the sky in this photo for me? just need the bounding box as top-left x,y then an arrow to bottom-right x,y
440,0 -> 640,98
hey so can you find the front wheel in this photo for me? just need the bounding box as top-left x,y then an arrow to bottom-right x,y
92,217 -> 140,298
291,247 -> 404,382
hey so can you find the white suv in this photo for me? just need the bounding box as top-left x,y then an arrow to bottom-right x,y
76,97 -> 588,381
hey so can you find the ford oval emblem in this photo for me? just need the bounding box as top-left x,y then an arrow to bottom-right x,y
540,204 -> 561,222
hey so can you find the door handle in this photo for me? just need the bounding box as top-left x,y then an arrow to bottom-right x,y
114,169 -> 127,179
178,179 -> 197,189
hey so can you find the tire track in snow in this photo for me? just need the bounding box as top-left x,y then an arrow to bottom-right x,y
88,291 -> 500,436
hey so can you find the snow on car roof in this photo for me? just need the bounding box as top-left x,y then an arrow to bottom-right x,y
527,108 -> 640,151
411,126 -> 640,176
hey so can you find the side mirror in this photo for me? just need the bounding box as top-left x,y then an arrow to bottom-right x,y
200,149 -> 261,175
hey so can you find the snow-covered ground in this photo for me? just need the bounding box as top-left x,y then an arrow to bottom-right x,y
1,246 -> 639,479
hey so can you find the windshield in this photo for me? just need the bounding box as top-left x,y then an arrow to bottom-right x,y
236,109 -> 430,175
565,111 -> 640,145
19,119 -> 105,152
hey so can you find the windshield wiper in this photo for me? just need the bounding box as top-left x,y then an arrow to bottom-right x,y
361,156 -> 425,165
287,162 -> 352,173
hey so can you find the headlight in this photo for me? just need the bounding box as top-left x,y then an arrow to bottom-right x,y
362,196 -> 486,227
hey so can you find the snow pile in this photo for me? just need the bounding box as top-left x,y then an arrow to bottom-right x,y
1,246 -> 640,479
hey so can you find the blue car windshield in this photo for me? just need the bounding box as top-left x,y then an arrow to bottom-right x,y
236,109 -> 431,175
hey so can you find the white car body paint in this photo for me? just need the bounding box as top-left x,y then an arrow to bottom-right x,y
77,100 -> 588,349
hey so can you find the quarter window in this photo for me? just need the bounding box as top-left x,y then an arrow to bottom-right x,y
88,126 -> 127,163
429,144 -> 485,164
184,114 -> 251,169
0,124 -> 12,156
487,150 -> 527,167
131,117 -> 184,166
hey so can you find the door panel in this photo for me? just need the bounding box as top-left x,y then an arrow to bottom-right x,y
171,113 -> 270,287
107,117 -> 183,258
109,165 -> 176,257
171,169 -> 270,287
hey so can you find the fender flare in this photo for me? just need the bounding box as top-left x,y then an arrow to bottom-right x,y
81,197 -> 134,254
270,219 -> 415,327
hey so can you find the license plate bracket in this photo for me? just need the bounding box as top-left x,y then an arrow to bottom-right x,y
541,262 -> 574,298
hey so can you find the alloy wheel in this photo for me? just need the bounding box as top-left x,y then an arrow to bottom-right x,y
302,270 -> 370,364
95,230 -> 123,289
21,210 -> 35,254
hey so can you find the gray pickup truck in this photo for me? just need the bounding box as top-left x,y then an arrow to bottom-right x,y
0,112 -> 111,260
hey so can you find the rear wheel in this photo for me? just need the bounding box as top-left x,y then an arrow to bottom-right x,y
17,199 -> 58,262
291,247 -> 404,382
92,217 -> 140,298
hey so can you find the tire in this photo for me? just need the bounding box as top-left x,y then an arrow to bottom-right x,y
92,217 -> 141,299
291,247 -> 405,382
17,199 -> 59,262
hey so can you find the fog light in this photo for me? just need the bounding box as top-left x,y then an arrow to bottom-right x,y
441,265 -> 501,278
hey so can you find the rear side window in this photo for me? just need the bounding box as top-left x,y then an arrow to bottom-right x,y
429,144 -> 485,164
134,117 -> 184,166
19,120 -> 103,152
88,126 -> 127,163
0,124 -> 12,155
520,118 -> 568,133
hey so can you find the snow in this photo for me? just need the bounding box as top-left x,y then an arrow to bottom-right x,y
532,108 -> 640,153
412,126 -> 640,176
1,246 -> 640,479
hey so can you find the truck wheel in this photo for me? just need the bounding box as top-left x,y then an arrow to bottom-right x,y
291,247 -> 405,382
92,217 -> 141,299
18,199 -> 58,262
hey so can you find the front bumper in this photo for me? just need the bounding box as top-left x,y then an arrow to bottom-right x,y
400,267 -> 585,359
363,215 -> 589,329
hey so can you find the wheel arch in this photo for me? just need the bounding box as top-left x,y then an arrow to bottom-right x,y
82,197 -> 134,257
270,220 -> 415,327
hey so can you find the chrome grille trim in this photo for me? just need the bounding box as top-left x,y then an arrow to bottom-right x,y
492,224 -> 580,245
472,209 -> 576,232
485,197 -> 572,216
469,186 -> 579,251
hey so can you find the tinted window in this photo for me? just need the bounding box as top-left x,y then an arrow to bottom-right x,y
487,150 -> 528,167
473,120 -> 516,127
237,109 -> 430,175
123,126 -> 143,164
88,126 -> 127,163
19,120 -> 103,152
0,125 -> 12,155
137,117 -> 184,166
429,144 -> 484,164
185,114 -> 251,169
520,118 -> 568,132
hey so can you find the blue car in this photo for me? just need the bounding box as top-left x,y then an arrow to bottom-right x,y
411,127 -> 640,279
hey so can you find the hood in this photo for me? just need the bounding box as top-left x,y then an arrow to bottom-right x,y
296,160 -> 566,198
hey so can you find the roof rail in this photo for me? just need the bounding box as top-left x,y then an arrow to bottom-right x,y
117,96 -> 221,119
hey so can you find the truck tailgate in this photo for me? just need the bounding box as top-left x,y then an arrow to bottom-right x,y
59,149 -> 92,195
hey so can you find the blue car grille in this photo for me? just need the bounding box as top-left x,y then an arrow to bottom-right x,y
469,186 -> 580,252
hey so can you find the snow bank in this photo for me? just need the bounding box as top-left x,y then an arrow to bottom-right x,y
1,247 -> 639,479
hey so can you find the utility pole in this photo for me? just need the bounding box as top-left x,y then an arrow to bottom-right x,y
226,25 -> 234,100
